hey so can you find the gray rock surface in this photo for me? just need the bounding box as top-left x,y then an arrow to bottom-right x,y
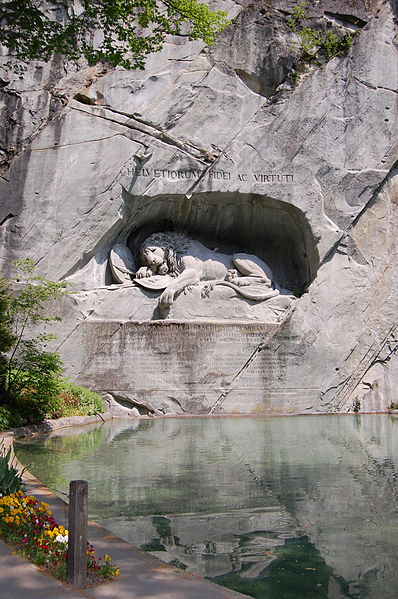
0,0 -> 397,414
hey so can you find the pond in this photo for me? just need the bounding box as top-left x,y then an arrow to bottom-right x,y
15,414 -> 398,599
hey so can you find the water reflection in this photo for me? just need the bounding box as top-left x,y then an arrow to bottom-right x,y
15,415 -> 398,599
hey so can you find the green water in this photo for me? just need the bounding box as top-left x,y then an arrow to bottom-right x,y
15,414 -> 398,598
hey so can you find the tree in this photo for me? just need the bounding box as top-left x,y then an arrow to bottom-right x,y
0,0 -> 230,69
0,260 -> 68,425
0,283 -> 15,406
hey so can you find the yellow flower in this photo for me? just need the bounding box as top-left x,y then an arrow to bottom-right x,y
104,554 -> 111,562
113,569 -> 120,576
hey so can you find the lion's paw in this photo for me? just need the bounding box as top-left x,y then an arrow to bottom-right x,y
159,288 -> 175,308
201,282 -> 214,298
136,266 -> 153,279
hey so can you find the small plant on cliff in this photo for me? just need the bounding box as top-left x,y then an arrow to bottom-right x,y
0,0 -> 230,70
288,1 -> 354,63
287,1 -> 309,31
0,260 -> 68,426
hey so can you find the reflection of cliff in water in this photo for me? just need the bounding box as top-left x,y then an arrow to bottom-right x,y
103,510 -> 354,599
106,507 -> 299,578
283,417 -> 398,599
14,415 -> 398,599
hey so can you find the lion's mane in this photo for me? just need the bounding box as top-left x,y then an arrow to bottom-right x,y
140,232 -> 191,276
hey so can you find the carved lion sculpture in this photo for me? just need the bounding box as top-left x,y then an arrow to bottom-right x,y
134,232 -> 288,309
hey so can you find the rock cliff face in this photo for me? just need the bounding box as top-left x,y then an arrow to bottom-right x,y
0,0 -> 397,414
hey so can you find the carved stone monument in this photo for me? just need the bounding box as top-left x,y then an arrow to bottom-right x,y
107,232 -> 295,317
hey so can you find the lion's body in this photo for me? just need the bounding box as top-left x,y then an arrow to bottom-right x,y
136,232 -> 280,309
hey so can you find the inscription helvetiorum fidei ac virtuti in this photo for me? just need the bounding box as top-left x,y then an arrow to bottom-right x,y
1,0 -> 397,415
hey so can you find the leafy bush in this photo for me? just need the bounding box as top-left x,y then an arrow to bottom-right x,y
0,406 -> 17,430
8,352 -> 64,424
288,1 -> 354,63
54,382 -> 104,418
0,378 -> 105,429
297,26 -> 352,60
287,1 -> 308,30
0,262 -> 106,429
0,443 -> 25,495
0,260 -> 68,426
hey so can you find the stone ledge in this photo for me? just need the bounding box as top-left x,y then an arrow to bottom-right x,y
9,412 -> 129,439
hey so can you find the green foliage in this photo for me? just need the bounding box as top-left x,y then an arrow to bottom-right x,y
0,407 -> 11,430
0,405 -> 21,429
9,354 -> 64,423
287,1 -> 353,63
0,0 -> 230,70
287,1 -> 308,31
324,30 -> 352,57
353,397 -> 361,413
0,260 -> 68,426
153,515 -> 172,537
15,427 -> 106,491
54,381 -> 105,417
0,261 -> 104,428
298,27 -> 352,60
0,282 -> 15,403
290,69 -> 299,85
0,444 -> 25,495
169,557 -> 188,570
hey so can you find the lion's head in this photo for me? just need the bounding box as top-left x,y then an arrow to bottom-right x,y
139,232 -> 191,276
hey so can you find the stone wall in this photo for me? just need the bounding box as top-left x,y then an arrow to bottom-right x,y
0,0 -> 397,414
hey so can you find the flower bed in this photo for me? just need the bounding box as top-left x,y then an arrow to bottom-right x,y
0,491 -> 119,582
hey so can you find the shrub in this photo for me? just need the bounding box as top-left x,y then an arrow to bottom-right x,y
0,261 -> 104,428
287,1 -> 354,63
54,382 -> 104,418
0,260 -> 68,426
0,443 -> 25,495
287,1 -> 308,30
8,352 -> 64,424
0,406 -> 15,430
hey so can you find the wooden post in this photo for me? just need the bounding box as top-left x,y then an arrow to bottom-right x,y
67,480 -> 88,587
